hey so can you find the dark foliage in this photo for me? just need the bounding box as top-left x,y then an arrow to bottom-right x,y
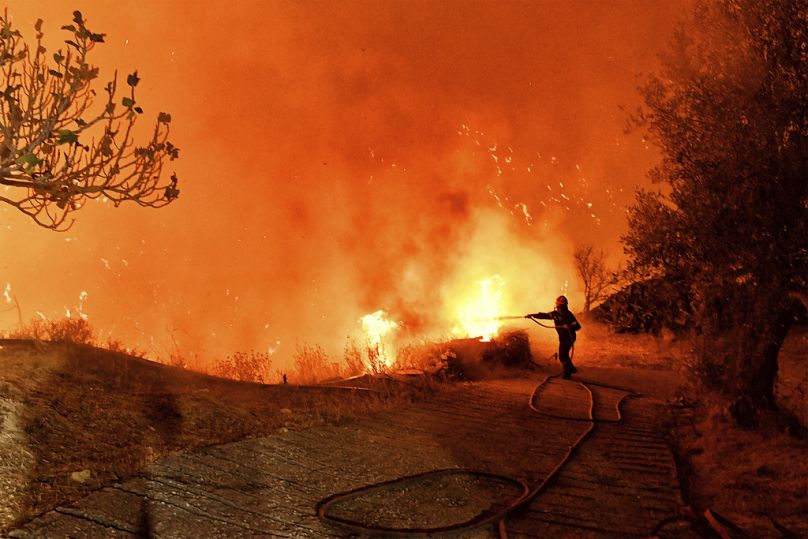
481,330 -> 532,368
623,0 -> 807,424
591,278 -> 692,334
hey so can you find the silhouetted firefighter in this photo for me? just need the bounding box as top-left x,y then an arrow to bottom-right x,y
526,295 -> 582,379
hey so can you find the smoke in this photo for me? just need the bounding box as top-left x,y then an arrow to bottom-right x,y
1,1 -> 684,369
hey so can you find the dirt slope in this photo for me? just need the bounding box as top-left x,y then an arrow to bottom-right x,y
0,340 -> 414,533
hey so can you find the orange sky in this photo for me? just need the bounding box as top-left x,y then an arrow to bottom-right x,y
1,1 -> 687,368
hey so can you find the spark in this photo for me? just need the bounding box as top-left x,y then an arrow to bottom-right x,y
3,283 -> 11,304
517,202 -> 533,224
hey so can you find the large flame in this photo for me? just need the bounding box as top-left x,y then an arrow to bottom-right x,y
452,274 -> 506,342
359,310 -> 398,371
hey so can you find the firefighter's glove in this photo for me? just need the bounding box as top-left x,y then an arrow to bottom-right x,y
524,314 -> 533,319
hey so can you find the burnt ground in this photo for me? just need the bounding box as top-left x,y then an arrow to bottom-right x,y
8,365 -> 689,538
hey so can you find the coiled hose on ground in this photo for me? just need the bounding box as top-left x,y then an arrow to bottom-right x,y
315,369 -> 641,537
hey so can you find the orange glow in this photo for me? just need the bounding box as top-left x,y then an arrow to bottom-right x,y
0,2 -> 685,370
452,275 -> 506,342
360,310 -> 399,371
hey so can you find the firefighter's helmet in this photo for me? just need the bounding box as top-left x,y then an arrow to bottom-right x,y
555,295 -> 568,307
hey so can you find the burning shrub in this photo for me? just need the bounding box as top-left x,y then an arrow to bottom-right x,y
291,344 -> 341,384
104,337 -> 146,358
365,343 -> 388,375
394,330 -> 533,381
5,316 -> 96,345
342,337 -> 366,377
396,342 -> 457,374
213,350 -> 274,384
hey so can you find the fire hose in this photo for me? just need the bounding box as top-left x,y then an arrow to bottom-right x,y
316,370 -> 643,537
315,317 -> 764,538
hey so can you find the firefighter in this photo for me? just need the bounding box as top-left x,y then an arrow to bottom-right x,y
526,295 -> 582,379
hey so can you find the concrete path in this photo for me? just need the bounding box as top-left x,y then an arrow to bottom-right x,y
10,374 -> 687,538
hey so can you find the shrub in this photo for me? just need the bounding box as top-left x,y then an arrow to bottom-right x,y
213,350 -> 274,384
342,337 -> 366,377
104,337 -> 146,358
5,316 -> 96,345
291,344 -> 341,384
592,277 -> 692,334
481,330 -> 532,368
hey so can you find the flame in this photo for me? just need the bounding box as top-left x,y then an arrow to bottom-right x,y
359,310 -> 398,371
452,274 -> 506,342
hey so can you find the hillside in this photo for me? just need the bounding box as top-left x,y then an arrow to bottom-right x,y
0,340 -> 415,533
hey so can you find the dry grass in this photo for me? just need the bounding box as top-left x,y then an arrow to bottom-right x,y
0,340 -> 424,534
673,394 -> 808,537
675,327 -> 808,538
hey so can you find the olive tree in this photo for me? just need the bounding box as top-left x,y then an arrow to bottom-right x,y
624,0 -> 807,424
0,10 -> 179,231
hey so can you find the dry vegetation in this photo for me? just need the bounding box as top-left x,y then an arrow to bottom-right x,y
0,336 -> 428,534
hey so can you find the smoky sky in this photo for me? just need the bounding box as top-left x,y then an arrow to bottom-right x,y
1,1 -> 686,367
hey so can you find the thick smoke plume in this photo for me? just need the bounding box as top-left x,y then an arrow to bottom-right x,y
1,1 -> 684,369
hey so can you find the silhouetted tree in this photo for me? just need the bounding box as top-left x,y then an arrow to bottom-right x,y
573,244 -> 619,314
624,0 -> 807,424
0,10 -> 179,231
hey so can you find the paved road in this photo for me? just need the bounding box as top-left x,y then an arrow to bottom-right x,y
10,374 -> 688,538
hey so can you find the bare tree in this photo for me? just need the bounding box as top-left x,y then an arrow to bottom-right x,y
0,10 -> 179,231
574,244 -> 619,314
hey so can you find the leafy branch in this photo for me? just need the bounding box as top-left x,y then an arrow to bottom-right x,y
0,9 -> 180,230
